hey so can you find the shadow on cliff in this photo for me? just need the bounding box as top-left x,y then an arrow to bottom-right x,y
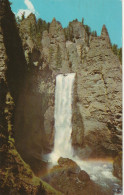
1,2 -> 26,102
1,1 -> 46,175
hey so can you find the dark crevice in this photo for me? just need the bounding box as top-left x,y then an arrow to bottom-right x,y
1,2 -> 27,102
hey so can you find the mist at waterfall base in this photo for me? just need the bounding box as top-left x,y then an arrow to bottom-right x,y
49,73 -> 75,164
44,73 -> 122,194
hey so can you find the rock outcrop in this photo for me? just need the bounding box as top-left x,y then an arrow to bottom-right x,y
0,0 -> 122,192
0,1 -> 62,194
72,76 -> 84,146
14,12 -> 122,165
14,14 -> 55,172
41,18 -> 122,158
0,0 -> 122,187
76,27 -> 122,157
43,157 -> 112,195
113,152 -> 122,180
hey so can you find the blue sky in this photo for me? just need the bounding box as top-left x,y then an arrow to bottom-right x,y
11,0 -> 122,47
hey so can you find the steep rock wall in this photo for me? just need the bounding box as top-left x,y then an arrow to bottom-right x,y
41,18 -> 122,157
0,1 -> 61,194
41,19 -> 85,148
14,14 -> 122,164
14,15 -> 56,168
75,26 -> 122,157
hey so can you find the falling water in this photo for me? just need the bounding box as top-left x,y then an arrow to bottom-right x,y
47,73 -> 122,194
49,73 -> 75,164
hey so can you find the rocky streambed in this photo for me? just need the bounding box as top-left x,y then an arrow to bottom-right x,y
41,157 -> 122,195
76,159 -> 122,195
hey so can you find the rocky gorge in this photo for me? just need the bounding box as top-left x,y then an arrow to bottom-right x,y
15,12 -> 122,162
0,0 -> 122,194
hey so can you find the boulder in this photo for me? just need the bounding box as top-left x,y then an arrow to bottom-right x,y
43,157 -> 111,195
58,157 -> 81,174
113,152 -> 122,180
78,170 -> 90,183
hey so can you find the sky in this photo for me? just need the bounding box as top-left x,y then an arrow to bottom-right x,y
10,0 -> 122,48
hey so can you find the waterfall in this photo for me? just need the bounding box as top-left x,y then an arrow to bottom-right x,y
49,73 -> 75,165
47,73 -> 122,195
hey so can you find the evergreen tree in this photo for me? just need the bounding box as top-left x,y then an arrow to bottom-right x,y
82,18 -> 84,25
37,18 -> 42,32
112,44 -> 122,63
21,12 -> 25,21
84,25 -> 91,37
112,44 -> 118,55
91,31 -> 97,37
117,48 -> 122,63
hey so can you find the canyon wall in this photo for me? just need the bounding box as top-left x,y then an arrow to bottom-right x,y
1,1 -> 121,193
14,14 -> 122,163
0,1 -> 61,194
0,2 -> 121,178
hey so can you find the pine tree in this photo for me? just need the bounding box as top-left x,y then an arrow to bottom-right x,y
112,44 -> 118,55
91,31 -> 97,37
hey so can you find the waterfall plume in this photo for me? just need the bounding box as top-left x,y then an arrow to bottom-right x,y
49,73 -> 75,164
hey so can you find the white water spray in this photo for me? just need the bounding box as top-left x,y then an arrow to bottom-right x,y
49,73 -> 75,164
47,73 -> 122,194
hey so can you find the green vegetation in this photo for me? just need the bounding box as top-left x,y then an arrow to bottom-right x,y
82,18 -> 97,37
84,25 -> 91,37
49,46 -> 54,62
84,25 -> 97,37
64,23 -> 74,41
91,30 -> 97,37
42,181 -> 62,195
16,12 -> 25,24
15,13 -> 122,64
64,18 -> 97,43
16,13 -> 50,45
81,18 -> 84,25
112,44 -> 122,63
21,12 -> 25,21
36,18 -> 50,34
30,18 -> 50,37
29,18 -> 50,46
0,132 -> 62,194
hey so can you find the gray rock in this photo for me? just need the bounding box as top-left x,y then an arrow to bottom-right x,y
16,16 -> 122,165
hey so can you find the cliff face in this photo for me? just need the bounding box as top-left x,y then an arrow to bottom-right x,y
0,1 -> 62,194
0,0 -> 9,170
14,13 -> 122,164
76,27 -> 122,157
0,1 -> 122,192
14,15 -> 55,172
